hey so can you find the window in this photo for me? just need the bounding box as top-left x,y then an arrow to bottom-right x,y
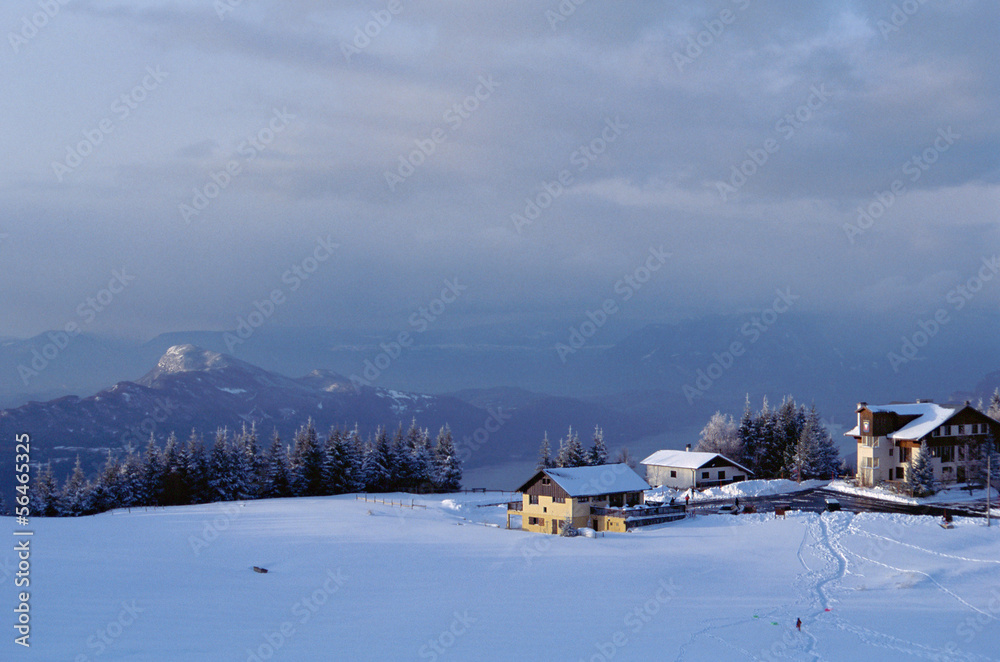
958,445 -> 967,461
541,477 -> 551,485
553,497 -> 565,504
958,425 -> 965,435
718,471 -> 726,480
862,436 -> 878,448
528,517 -> 544,526
933,428 -> 941,437
862,457 -> 879,469
670,470 -> 677,478
529,495 -> 538,505
578,497 -> 589,503
701,471 -> 709,479
889,448 -> 894,457
940,447 -> 954,463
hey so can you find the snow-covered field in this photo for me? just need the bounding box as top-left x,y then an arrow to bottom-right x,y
4,493 -> 1000,661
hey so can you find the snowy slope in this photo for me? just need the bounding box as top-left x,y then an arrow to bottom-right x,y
3,495 -> 999,661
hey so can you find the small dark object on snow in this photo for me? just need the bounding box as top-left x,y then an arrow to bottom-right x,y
253,566 -> 268,574
796,618 -> 801,631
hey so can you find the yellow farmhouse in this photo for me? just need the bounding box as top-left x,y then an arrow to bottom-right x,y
507,463 -> 685,534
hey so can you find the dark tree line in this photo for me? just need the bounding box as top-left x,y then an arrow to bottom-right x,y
29,419 -> 462,517
698,396 -> 840,480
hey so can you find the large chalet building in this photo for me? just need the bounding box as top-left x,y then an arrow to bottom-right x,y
846,400 -> 1000,487
508,464 -> 685,534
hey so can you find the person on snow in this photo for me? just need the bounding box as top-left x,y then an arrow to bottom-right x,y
796,618 -> 802,631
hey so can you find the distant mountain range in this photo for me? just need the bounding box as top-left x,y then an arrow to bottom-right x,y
2,311 -> 997,489
0,345 -> 690,488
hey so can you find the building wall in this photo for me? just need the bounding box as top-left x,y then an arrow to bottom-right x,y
856,435 -> 893,486
515,492 -> 647,534
646,464 -> 748,489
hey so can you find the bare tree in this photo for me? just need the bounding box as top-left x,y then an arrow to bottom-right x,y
695,411 -> 742,459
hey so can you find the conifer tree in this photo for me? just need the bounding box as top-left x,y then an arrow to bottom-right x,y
261,430 -> 292,498
363,427 -> 392,492
289,419 -> 323,496
141,433 -> 165,506
588,425 -> 608,466
184,431 -> 208,504
58,456 -> 92,516
90,452 -> 123,513
556,426 -> 586,468
432,425 -> 462,492
989,389 -> 1000,421
908,440 -> 936,496
536,433 -> 554,471
30,462 -> 59,517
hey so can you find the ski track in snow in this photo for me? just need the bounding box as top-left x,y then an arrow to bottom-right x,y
810,514 -> 996,662
846,526 -> 1000,565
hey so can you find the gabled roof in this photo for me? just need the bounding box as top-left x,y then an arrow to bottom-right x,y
516,464 -> 649,497
640,450 -> 752,474
844,402 -> 956,440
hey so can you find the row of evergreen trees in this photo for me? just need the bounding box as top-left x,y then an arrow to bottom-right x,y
535,425 -> 611,470
29,419 -> 463,517
697,396 -> 841,480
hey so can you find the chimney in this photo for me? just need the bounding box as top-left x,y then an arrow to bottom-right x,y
856,402 -> 867,412
685,444 -> 691,452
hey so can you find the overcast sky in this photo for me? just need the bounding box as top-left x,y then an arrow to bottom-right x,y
1,0 -> 997,340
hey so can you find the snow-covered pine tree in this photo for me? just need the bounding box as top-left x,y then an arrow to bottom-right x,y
117,445 -> 145,508
58,456 -> 93,516
908,440 -> 936,496
809,406 -> 840,479
412,426 -> 435,493
989,388 -> 1000,421
184,431 -> 208,504
556,426 -> 586,468
432,425 -> 462,492
321,428 -> 345,495
343,426 -> 366,493
756,397 -> 784,479
588,425 -> 609,466
30,462 -> 59,517
791,417 -> 820,482
387,425 -> 408,491
160,431 -> 189,506
207,428 -> 237,502
260,430 -> 292,498
695,411 -> 742,458
289,419 -> 323,496
141,433 -> 165,506
89,452 -> 123,513
536,433 -> 554,471
559,513 -> 579,537
363,427 -> 391,492
737,396 -> 759,474
775,397 -> 800,478
233,424 -> 260,500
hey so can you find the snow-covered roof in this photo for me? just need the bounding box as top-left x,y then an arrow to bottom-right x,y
843,403 -> 957,440
525,464 -> 649,497
640,450 -> 751,474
